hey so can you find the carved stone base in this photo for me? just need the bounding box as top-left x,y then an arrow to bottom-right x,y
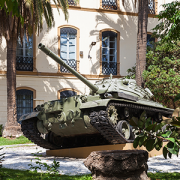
2,125 -> 23,138
84,150 -> 149,180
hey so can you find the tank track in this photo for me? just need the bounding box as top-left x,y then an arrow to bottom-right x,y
21,118 -> 58,150
21,118 -> 109,150
90,102 -> 173,144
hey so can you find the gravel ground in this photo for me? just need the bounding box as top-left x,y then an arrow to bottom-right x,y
1,144 -> 180,175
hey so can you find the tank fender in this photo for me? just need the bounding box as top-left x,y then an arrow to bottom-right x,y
80,99 -> 110,109
18,111 -> 40,122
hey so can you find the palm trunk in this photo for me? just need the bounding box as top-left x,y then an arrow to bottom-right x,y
136,0 -> 148,87
3,20 -> 22,137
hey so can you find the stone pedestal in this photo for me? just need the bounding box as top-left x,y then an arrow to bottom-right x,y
84,150 -> 149,180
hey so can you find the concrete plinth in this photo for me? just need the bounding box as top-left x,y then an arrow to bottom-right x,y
46,142 -> 167,158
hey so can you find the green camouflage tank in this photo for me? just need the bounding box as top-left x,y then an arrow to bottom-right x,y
19,43 -> 174,150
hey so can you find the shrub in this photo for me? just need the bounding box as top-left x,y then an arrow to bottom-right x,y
143,41 -> 180,109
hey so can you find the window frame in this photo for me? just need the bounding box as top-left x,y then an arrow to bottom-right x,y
58,25 -> 80,73
16,27 -> 37,72
99,29 -> 120,76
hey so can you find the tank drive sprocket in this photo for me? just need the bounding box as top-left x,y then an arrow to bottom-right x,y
21,118 -> 58,150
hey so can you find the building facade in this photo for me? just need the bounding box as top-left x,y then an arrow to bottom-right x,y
0,0 -> 171,125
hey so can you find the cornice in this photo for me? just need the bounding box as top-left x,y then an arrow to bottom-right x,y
51,5 -> 157,18
0,71 -> 122,79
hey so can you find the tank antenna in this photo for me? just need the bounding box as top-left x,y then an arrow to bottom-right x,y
110,74 -> 113,80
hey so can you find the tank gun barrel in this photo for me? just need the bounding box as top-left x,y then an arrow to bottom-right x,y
38,43 -> 99,93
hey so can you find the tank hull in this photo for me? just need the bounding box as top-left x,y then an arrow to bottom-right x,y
20,97 -> 173,150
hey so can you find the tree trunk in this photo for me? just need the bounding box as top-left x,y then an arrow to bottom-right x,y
3,19 -> 22,137
136,0 -> 148,87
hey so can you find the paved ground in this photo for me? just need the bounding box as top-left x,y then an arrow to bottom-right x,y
1,144 -> 180,175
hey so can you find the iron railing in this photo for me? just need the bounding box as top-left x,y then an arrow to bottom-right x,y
102,0 -> 118,10
60,60 -> 77,73
68,0 -> 76,6
16,56 -> 33,71
102,62 -> 117,75
148,0 -> 155,14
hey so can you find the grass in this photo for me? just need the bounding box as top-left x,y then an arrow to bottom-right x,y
0,136 -> 32,146
148,172 -> 180,180
0,168 -> 92,180
0,137 -> 179,179
1,169 -> 180,180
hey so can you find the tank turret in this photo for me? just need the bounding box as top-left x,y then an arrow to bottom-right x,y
39,43 -> 154,99
19,43 -> 174,150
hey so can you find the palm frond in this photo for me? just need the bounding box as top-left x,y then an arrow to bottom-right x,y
53,0 -> 69,20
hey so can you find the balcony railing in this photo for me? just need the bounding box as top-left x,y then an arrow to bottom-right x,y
148,0 -> 155,14
68,0 -> 76,6
102,62 -> 117,75
16,56 -> 33,71
60,60 -> 77,73
102,0 -> 118,10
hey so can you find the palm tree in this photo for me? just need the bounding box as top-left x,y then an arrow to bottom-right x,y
123,0 -> 148,87
135,0 -> 148,87
0,0 -> 69,137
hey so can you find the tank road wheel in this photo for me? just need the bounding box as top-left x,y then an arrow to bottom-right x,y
116,120 -> 131,140
107,105 -> 118,126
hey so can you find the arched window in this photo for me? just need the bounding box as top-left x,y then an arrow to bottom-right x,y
147,33 -> 155,50
16,89 -> 34,121
60,90 -> 77,100
60,27 -> 77,73
57,88 -> 80,100
101,30 -> 119,75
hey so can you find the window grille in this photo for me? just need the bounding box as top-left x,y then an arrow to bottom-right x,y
60,27 -> 77,73
102,31 -> 117,75
16,56 -> 33,71
16,34 -> 33,71
102,62 -> 117,75
16,89 -> 33,121
60,60 -> 77,73
60,90 -> 77,99
148,0 -> 155,14
68,0 -> 76,6
102,0 -> 118,10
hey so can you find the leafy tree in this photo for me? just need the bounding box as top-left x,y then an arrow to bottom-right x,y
0,0 -> 70,136
143,41 -> 180,109
130,107 -> 180,159
126,1 -> 180,109
129,1 -> 180,87
152,1 -> 180,43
